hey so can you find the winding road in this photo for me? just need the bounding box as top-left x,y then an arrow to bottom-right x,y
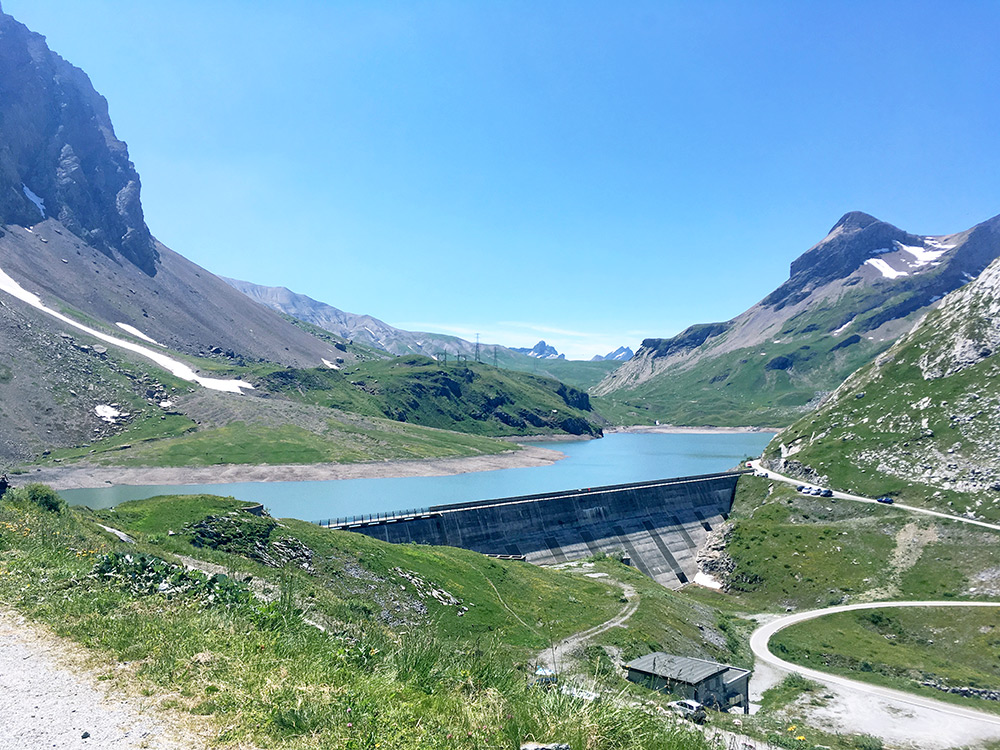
746,460 -> 1000,532
750,601 -> 1000,748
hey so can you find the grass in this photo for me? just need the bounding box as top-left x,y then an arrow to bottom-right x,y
758,673 -> 826,712
261,356 -> 602,438
2,491 -> 729,750
771,607 -> 1000,715
682,476 -> 1000,614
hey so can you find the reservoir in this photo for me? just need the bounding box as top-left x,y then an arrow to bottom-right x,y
61,432 -> 773,522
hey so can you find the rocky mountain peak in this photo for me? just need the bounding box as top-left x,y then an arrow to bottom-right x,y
0,9 -> 157,274
512,340 -> 565,360
829,210 -> 881,234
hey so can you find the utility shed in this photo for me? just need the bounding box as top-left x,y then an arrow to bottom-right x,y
624,653 -> 750,713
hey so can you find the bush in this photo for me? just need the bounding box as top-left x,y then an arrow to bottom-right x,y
4,483 -> 65,513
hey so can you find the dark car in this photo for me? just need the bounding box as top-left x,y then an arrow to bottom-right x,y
820,489 -> 833,498
876,496 -> 894,504
796,485 -> 806,492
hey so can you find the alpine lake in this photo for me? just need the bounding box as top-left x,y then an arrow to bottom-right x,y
60,431 -> 774,524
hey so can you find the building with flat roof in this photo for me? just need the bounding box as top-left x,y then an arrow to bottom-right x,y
624,652 -> 750,713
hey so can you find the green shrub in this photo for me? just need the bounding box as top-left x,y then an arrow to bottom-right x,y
4,483 -> 65,513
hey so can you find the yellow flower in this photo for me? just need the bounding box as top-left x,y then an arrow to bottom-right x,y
787,725 -> 796,732
796,737 -> 806,741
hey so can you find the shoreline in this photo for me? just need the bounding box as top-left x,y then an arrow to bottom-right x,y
21,445 -> 567,492
606,425 -> 781,435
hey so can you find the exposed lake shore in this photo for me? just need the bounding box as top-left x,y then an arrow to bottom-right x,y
20,445 -> 567,491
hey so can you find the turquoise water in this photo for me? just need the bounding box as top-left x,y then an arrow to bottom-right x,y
60,432 -> 773,523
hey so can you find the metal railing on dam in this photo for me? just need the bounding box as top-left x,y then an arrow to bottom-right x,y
317,470 -> 749,589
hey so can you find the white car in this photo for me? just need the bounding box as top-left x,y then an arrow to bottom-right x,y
667,699 -> 707,723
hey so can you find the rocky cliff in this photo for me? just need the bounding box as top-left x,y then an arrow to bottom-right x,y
0,8 -> 155,273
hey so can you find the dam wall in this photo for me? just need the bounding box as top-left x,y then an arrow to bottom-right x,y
321,471 -> 744,588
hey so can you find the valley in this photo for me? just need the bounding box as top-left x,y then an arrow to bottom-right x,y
1,4 -> 1000,750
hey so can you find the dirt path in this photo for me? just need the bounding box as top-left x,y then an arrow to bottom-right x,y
537,581 -> 639,674
0,609 -> 208,750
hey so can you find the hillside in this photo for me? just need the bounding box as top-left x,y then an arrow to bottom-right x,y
762,254 -> 1000,521
594,211 -> 1000,427
0,487 -> 740,750
0,8 -> 601,467
260,355 -> 603,438
224,277 -> 622,390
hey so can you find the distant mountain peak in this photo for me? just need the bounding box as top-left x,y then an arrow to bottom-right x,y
592,346 -> 633,362
511,340 -> 564,360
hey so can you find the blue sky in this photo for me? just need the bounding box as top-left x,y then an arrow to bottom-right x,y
7,1 -> 1000,359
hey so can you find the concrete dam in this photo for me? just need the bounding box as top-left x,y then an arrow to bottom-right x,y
319,471 -> 744,588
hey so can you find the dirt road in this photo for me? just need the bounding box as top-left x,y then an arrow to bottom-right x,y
750,601 -> 1000,749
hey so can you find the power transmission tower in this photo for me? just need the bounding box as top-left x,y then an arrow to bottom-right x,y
475,333 -> 481,363
493,346 -> 497,367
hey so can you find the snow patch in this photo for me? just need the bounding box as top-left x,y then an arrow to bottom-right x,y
322,358 -> 340,369
0,264 -> 254,394
865,258 -> 908,279
896,241 -> 947,266
694,571 -> 723,590
94,404 -> 121,423
158,400 -> 174,409
21,185 -> 45,218
923,237 -> 957,251
115,322 -> 162,346
832,318 -> 854,336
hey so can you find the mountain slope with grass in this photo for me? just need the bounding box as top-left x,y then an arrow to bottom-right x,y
260,355 -> 603,438
594,211 -> 1000,427
762,253 -> 1000,520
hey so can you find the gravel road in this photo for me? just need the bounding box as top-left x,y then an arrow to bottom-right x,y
750,601 -> 1000,749
0,609 -> 206,750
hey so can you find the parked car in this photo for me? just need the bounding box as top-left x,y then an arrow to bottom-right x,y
876,496 -> 894,504
796,485 -> 806,492
667,699 -> 707,724
820,489 -> 833,498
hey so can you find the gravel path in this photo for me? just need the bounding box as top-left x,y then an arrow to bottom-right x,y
749,601 -> 1000,749
0,609 -> 206,750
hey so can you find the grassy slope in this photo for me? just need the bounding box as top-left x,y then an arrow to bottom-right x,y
260,356 -> 602,438
772,607 -> 1000,716
0,491 -> 727,750
764,303 -> 1000,521
597,284 -> 929,428
685,477 -> 1000,613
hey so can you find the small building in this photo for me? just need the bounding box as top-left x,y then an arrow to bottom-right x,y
624,653 -> 750,713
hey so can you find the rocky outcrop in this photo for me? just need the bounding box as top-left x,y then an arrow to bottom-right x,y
0,8 -> 155,274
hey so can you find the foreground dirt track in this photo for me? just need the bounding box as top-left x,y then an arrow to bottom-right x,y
0,609 -> 207,750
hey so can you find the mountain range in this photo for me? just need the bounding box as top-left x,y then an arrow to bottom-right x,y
594,210 -> 1000,426
222,278 -> 622,389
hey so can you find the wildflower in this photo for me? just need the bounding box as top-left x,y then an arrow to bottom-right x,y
796,737 -> 806,741
787,725 -> 797,732
347,723 -> 353,728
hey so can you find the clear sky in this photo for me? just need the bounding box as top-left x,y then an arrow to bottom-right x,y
7,1 -> 1000,359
